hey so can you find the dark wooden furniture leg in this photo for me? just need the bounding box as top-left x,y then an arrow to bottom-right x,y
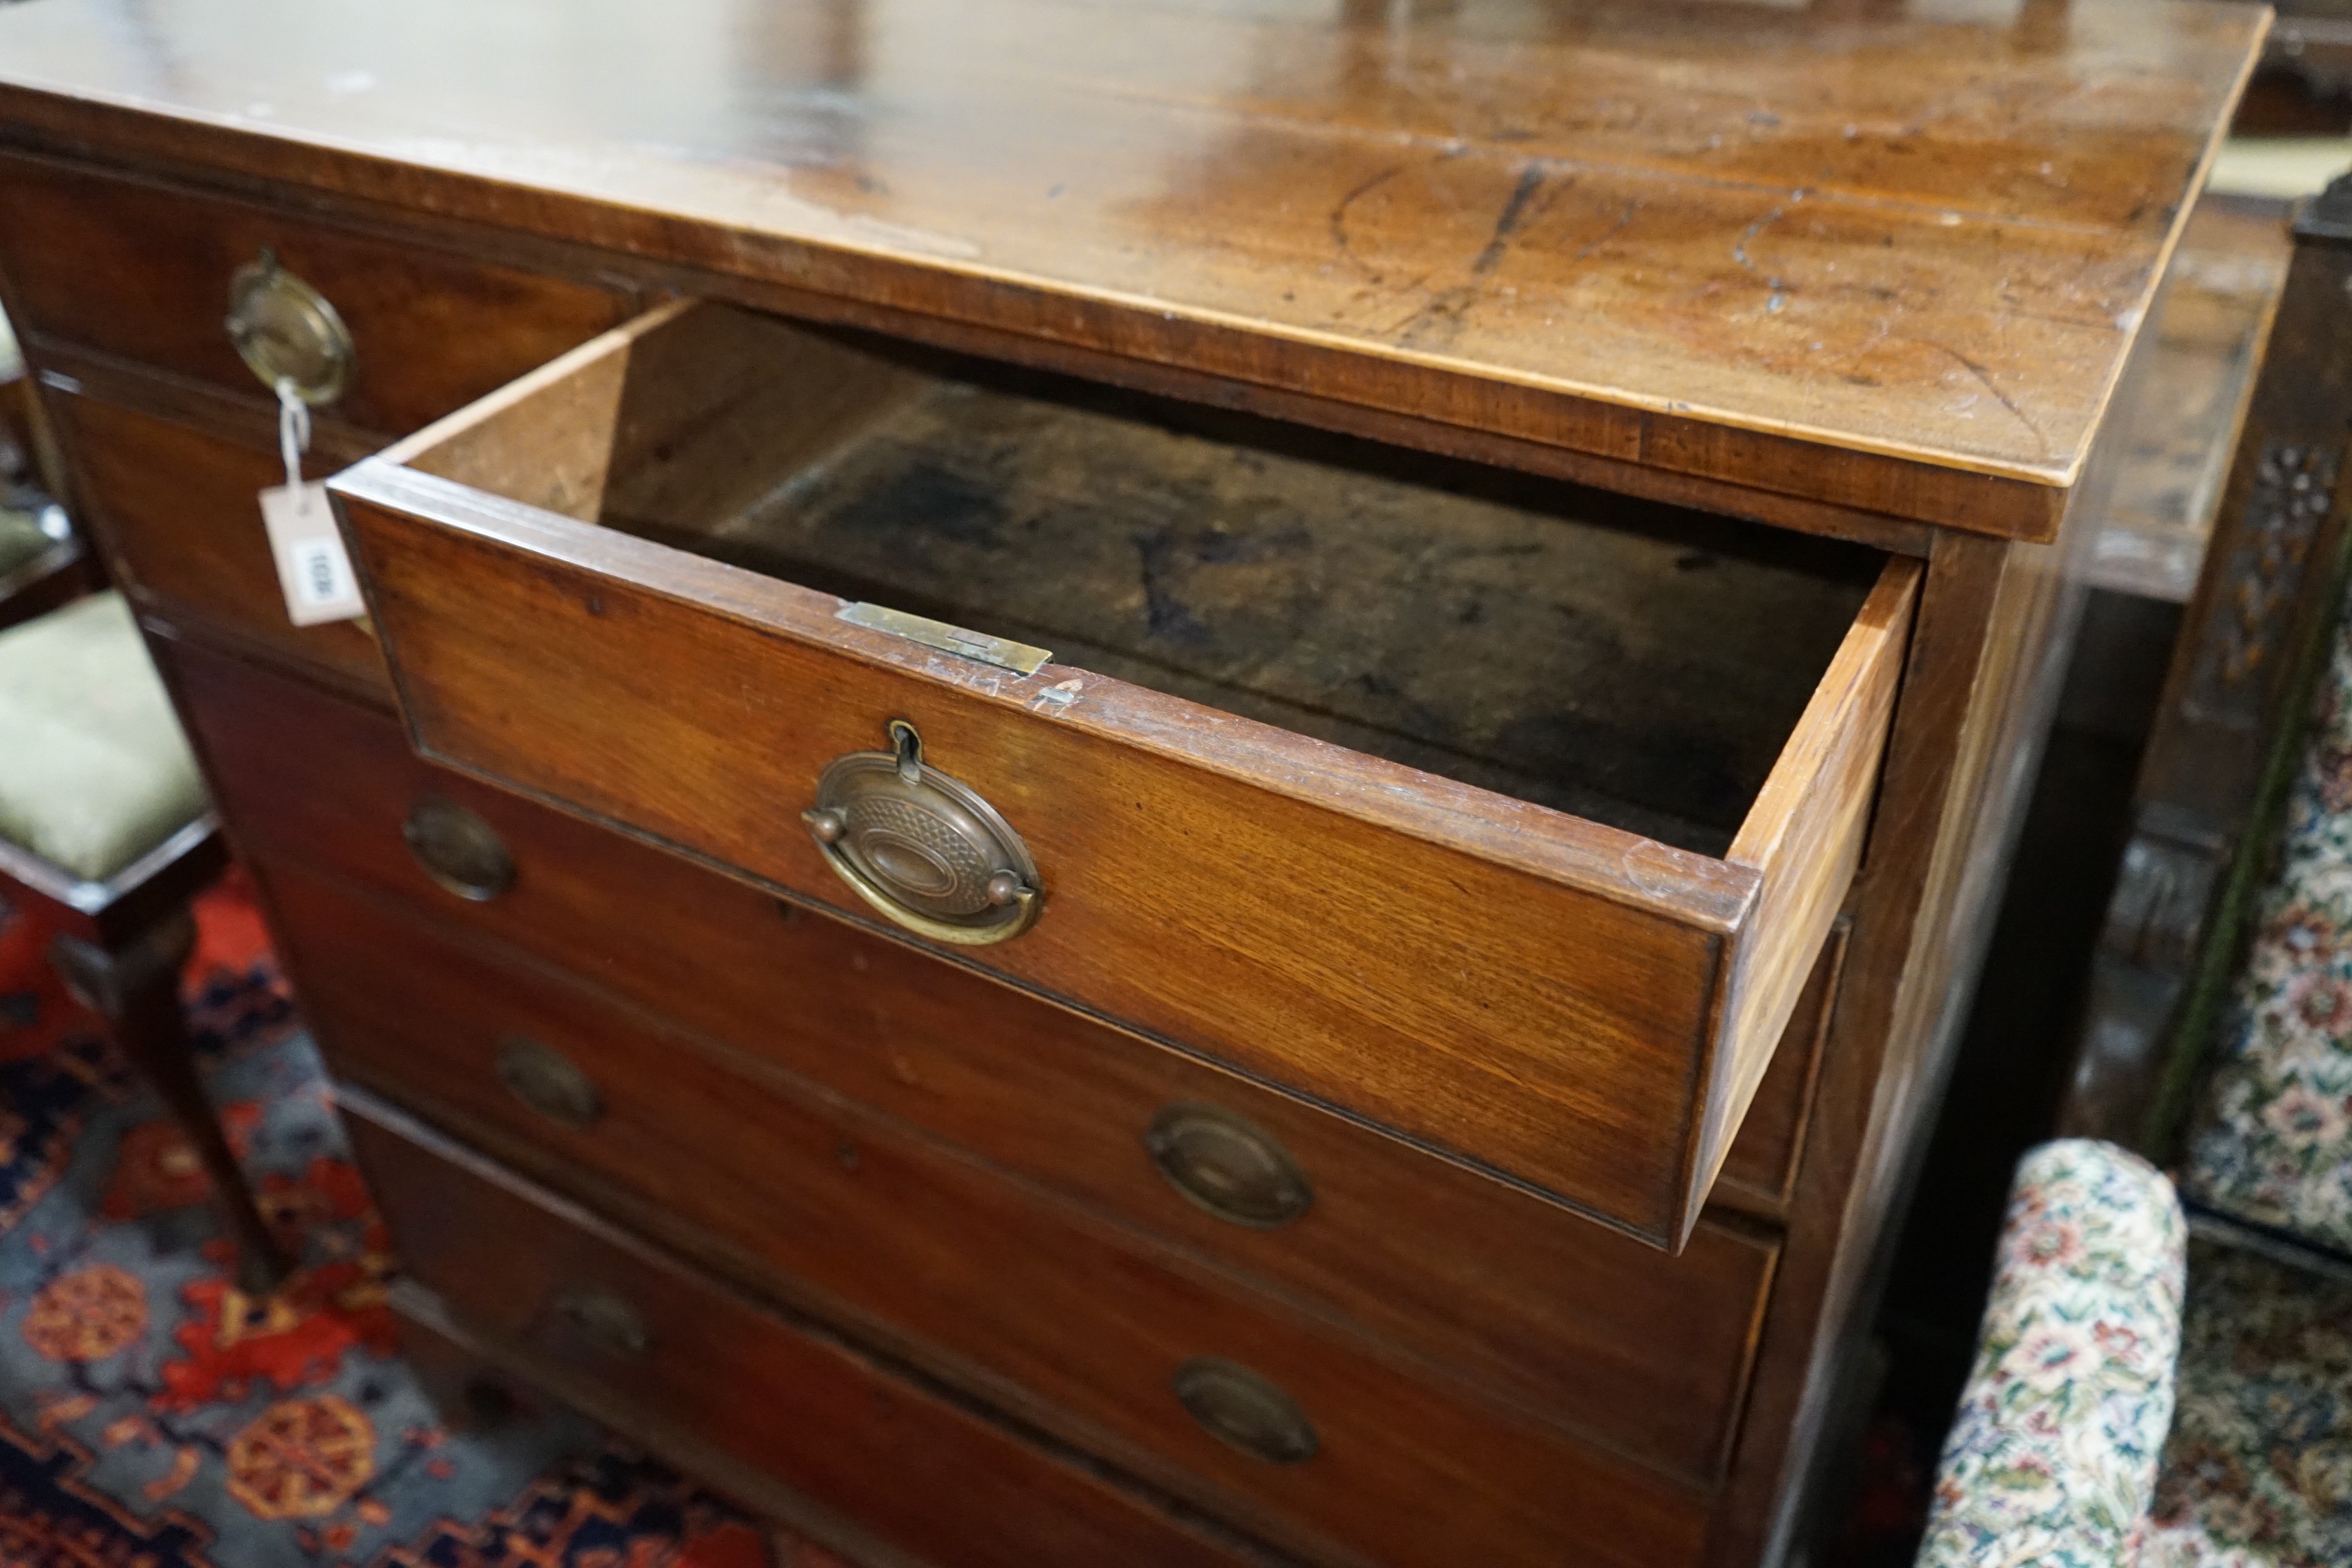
49,908 -> 289,1292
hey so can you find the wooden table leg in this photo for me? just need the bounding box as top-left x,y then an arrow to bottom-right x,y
49,910 -> 291,1293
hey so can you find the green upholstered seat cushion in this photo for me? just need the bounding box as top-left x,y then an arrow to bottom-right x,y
0,591 -> 206,881
0,506 -> 52,579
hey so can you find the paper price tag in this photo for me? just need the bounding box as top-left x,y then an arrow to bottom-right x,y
259,482 -> 366,626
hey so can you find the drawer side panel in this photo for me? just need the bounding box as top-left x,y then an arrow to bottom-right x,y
1691,558 -> 1916,1226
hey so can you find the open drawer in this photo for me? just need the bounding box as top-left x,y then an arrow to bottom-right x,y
329,299 -> 1919,1249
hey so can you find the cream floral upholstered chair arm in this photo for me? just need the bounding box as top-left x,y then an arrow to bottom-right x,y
1917,1139 -> 2188,1568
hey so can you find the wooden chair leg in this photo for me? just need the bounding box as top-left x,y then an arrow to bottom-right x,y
49,910 -> 291,1293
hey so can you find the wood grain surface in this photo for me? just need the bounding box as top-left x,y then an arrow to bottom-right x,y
0,151 -> 632,438
1705,366 -> 2126,1564
340,1091 -> 1283,1568
406,299 -> 1886,853
291,862 -> 1714,1568
335,298 -> 1914,1246
161,634 -> 1785,1486
0,5 -> 2263,1558
52,393 -> 394,702
1713,923 -> 1845,1222
0,0 -> 2266,535
1700,560 -> 1916,1210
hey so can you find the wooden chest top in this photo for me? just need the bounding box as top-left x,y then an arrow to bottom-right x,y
0,0 -> 2264,537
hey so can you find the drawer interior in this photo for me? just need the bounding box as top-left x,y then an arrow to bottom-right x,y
351,296 -> 1918,1243
407,301 -> 1882,857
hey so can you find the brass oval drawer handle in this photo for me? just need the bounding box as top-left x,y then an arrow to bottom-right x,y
403,795 -> 515,902
1173,1357 -> 1318,1465
801,720 -> 1041,947
1145,1104 -> 1312,1229
551,1286 -> 650,1359
224,247 -> 354,406
495,1036 -> 602,1128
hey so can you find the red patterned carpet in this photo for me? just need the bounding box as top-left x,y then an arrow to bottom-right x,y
0,869 -> 839,1567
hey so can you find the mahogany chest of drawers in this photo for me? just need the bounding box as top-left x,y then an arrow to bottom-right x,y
0,2 -> 2265,1563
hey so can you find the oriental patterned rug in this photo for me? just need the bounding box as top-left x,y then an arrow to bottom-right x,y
0,870 -> 836,1568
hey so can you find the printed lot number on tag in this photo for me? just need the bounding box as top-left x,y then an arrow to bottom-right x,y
259,481 -> 366,627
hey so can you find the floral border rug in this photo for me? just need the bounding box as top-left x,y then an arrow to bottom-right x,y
0,873 -> 835,1567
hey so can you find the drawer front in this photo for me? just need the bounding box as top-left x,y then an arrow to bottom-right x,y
167,637 -> 1779,1485
57,395 -> 392,700
272,857 -> 1711,1568
333,300 -> 1919,1246
0,154 -> 629,436
339,1091 -> 1268,1568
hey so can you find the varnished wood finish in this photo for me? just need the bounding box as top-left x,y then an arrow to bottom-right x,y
338,1089 -> 1278,1568
336,299 -> 1918,1246
1707,327 -> 2136,1565
0,0 -> 2265,537
1704,194 -> 2240,1558
1701,575 -> 1912,1202
385,1281 -> 942,1568
0,7 -> 2268,1561
0,152 -> 630,438
51,394 -> 393,702
1714,924 -> 1844,1221
161,635 -> 1784,1486
283,860 -> 1710,1568
394,299 -> 1892,849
